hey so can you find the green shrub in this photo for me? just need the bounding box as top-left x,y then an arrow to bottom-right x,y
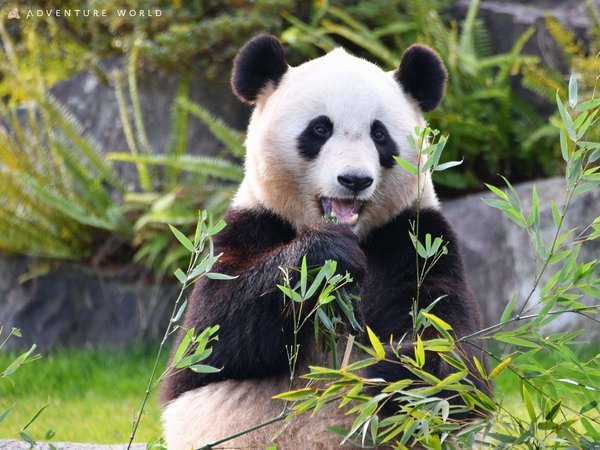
13,0 -> 294,78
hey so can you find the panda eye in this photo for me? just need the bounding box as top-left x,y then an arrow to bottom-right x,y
372,128 -> 386,142
313,123 -> 331,138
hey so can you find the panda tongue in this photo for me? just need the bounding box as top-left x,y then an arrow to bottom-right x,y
331,198 -> 359,225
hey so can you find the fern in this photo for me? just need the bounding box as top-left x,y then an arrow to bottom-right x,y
176,98 -> 246,158
107,153 -> 244,183
165,76 -> 192,187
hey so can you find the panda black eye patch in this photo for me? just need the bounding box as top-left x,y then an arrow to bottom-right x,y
297,116 -> 333,160
371,120 -> 399,168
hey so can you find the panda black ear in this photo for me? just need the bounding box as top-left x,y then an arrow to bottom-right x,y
231,34 -> 289,105
394,45 -> 447,112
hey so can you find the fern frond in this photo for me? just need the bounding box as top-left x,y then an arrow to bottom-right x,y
545,16 -> 584,60
458,0 -> 482,57
177,98 -> 246,158
107,153 -> 244,182
42,95 -> 125,192
113,69 -> 153,191
165,76 -> 191,186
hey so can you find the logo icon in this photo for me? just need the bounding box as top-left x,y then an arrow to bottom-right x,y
8,8 -> 20,19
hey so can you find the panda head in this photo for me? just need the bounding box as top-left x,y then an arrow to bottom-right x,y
231,35 -> 447,238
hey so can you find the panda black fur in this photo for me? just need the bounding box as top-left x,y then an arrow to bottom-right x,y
161,35 -> 485,449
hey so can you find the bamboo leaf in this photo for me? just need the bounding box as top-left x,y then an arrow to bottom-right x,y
169,224 -> 194,252
393,156 -> 418,176
366,326 -> 385,359
489,356 -> 511,379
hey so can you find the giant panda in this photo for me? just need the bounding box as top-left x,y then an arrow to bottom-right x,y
161,34 -> 484,449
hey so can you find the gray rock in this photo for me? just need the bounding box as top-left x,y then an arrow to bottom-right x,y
48,57 -> 248,188
0,440 -> 145,450
444,177 -> 600,340
449,0 -> 600,111
0,256 -> 178,350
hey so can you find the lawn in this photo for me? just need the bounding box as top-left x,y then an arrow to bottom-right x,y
0,345 -> 168,444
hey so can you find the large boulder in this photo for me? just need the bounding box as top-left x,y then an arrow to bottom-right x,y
48,57 -> 248,186
0,256 -> 178,350
444,177 -> 599,340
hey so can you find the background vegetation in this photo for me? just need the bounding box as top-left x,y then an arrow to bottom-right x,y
0,0 -> 598,447
1,0 -> 597,270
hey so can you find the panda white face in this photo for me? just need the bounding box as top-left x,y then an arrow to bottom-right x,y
231,37 -> 445,238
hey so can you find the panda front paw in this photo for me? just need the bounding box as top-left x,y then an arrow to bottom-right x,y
303,222 -> 367,283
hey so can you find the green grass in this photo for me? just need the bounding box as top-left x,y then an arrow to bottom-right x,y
0,345 -> 169,444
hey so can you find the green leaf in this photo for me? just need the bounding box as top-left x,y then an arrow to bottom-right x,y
175,348 -> 213,369
556,93 -> 576,141
189,364 -> 221,374
415,335 -> 425,368
108,153 -> 244,182
168,224 -> 194,252
177,98 -> 245,157
551,200 -> 562,229
545,399 -> 562,421
173,328 -> 194,363
485,183 -> 508,200
393,156 -> 418,176
19,432 -> 36,446
0,404 -> 15,423
2,344 -> 37,377
174,268 -> 187,284
205,272 -> 237,280
521,384 -> 536,422
422,312 -> 452,331
273,388 -> 316,401
316,308 -> 335,333
560,129 -> 569,162
501,293 -> 517,323
300,256 -> 308,297
366,326 -> 385,359
171,300 -> 187,323
489,357 -> 511,379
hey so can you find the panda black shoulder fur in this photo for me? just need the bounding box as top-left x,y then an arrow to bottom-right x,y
161,35 -> 485,449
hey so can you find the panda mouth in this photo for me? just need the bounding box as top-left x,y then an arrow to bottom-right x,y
320,197 -> 364,226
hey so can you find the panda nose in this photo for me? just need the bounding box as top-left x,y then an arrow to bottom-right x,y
337,174 -> 374,192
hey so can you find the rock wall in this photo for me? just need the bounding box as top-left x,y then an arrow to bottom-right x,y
444,177 -> 600,340
0,256 -> 177,350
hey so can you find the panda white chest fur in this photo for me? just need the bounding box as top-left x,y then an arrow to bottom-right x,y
161,35 -> 484,449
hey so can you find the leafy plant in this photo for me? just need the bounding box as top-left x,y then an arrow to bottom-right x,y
522,13 -> 600,153
17,0 -> 294,79
0,325 -> 52,446
127,211 -> 231,450
0,19 -> 244,275
0,20 -> 130,260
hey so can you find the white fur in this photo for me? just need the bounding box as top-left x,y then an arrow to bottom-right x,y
233,48 -> 439,239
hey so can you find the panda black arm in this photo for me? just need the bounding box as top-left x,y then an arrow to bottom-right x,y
161,208 -> 366,403
362,208 -> 487,394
